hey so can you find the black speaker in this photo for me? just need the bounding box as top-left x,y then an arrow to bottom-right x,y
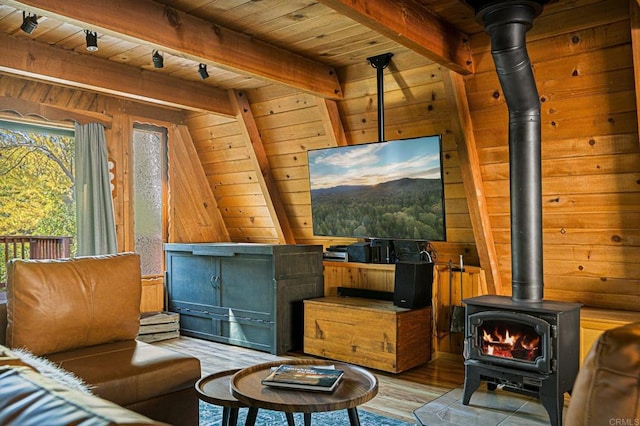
370,239 -> 393,263
347,242 -> 371,263
393,262 -> 434,308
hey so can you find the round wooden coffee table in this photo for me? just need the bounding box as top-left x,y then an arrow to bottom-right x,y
230,359 -> 378,426
195,369 -> 256,426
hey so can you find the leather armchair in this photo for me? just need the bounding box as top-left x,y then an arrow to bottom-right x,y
565,321 -> 640,425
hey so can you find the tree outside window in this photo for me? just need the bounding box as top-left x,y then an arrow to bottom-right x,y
0,121 -> 76,283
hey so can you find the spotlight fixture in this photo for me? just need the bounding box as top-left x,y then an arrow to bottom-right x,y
198,63 -> 209,80
21,11 -> 38,34
85,30 -> 98,52
152,50 -> 164,68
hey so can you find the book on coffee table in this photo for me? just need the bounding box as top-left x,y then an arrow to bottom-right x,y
261,364 -> 344,392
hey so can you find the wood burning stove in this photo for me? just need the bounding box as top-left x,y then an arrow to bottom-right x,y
462,295 -> 581,426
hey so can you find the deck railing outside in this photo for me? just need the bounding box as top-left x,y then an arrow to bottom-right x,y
0,235 -> 72,287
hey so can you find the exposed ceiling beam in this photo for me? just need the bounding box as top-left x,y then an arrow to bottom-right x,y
317,0 -> 474,75
316,98 -> 349,147
442,69 -> 502,295
0,33 -> 234,116
7,0 -> 343,100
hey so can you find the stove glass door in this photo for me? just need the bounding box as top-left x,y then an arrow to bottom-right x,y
467,310 -> 552,373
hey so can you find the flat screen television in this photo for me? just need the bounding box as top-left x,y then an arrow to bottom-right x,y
307,135 -> 446,242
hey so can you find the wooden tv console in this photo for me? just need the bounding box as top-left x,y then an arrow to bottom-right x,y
303,296 -> 431,373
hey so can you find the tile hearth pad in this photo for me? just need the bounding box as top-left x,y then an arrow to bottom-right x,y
413,387 -> 569,426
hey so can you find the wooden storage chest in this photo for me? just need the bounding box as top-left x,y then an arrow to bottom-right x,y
303,296 -> 431,373
165,243 -> 323,355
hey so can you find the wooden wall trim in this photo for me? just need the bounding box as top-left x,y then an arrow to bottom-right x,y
104,98 -> 185,126
317,98 -> 349,147
0,95 -> 112,127
631,0 -> 640,145
229,90 -> 296,244
442,69 -> 502,295
0,33 -> 233,116
8,0 -> 343,100
105,112 -> 131,253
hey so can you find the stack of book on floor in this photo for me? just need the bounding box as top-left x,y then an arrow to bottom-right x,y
261,364 -> 344,392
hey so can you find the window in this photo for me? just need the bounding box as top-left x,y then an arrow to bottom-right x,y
132,124 -> 167,276
0,120 -> 76,283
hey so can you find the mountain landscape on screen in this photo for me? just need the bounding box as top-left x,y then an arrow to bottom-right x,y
308,136 -> 446,241
310,177 -> 444,241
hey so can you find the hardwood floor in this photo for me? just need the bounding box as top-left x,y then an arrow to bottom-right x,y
153,336 -> 465,424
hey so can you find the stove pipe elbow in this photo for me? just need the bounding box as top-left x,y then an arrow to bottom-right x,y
473,1 -> 546,302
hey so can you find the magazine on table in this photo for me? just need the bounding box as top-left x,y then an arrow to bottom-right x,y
261,364 -> 344,392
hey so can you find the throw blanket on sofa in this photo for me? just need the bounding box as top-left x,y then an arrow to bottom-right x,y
11,347 -> 93,394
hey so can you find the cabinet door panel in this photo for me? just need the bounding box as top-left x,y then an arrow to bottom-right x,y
220,256 -> 273,314
167,253 -> 218,307
221,317 -> 272,350
180,313 -> 219,339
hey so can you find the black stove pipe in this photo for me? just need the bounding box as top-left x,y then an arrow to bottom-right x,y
473,1 -> 545,302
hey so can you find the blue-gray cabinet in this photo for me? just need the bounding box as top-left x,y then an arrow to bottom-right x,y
164,243 -> 324,354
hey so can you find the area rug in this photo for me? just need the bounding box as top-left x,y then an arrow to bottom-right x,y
200,401 -> 416,425
413,387 -> 568,425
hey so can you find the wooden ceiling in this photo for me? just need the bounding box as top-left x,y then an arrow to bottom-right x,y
0,0 -> 484,115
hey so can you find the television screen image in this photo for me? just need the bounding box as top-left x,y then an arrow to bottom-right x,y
308,135 -> 446,241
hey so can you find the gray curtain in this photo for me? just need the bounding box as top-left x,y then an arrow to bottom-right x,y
74,123 -> 117,256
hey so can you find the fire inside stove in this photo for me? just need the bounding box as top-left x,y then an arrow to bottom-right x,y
478,320 -> 542,362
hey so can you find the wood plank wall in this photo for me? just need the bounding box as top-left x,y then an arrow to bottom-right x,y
336,49 -> 478,266
465,0 -> 640,310
1,0 -> 639,315
187,48 -> 480,266
185,0 -> 640,312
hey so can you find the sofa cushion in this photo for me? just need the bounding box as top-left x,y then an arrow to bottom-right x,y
6,253 -> 142,356
0,365 -> 166,425
46,339 -> 201,407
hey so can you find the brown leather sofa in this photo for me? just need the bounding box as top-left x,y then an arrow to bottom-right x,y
0,349 -> 166,425
565,321 -> 640,425
0,253 -> 202,425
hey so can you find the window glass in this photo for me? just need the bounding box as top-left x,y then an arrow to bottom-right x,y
132,125 -> 167,276
0,120 -> 76,283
